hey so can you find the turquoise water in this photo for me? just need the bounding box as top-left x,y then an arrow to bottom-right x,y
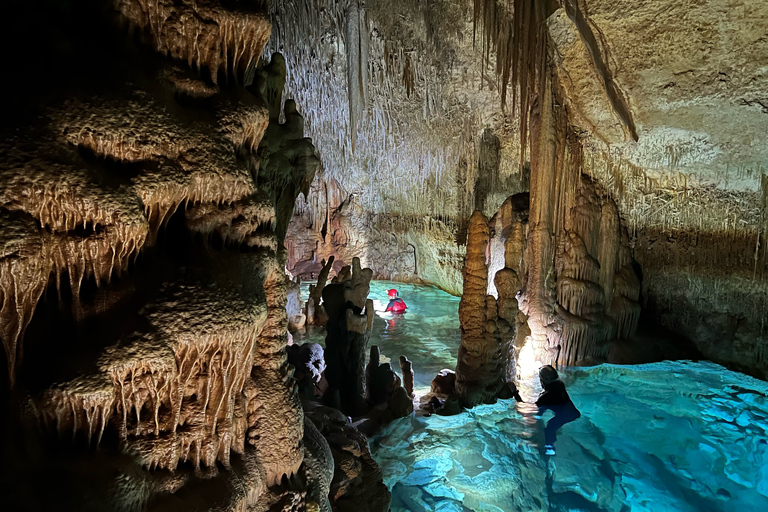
297,281 -> 768,510
295,280 -> 462,389
371,361 -> 768,512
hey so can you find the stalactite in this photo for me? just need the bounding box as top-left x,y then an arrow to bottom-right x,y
346,1 -> 369,153
0,226 -> 49,385
34,304 -> 263,471
598,197 -> 621,311
114,0 -> 271,84
472,0 -> 547,171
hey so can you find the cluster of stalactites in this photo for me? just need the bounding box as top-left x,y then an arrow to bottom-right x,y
186,194 -> 278,251
0,67 -> 272,382
553,178 -> 641,366
0,207 -> 146,383
472,0 -> 548,168
34,329 -> 259,471
264,0 -> 487,219
114,0 -> 271,84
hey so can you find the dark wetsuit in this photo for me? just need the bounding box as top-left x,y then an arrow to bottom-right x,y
536,380 -> 581,446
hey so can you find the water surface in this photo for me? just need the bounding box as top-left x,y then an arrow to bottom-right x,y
371,361 -> 768,511
295,280 -> 462,389
296,281 -> 768,510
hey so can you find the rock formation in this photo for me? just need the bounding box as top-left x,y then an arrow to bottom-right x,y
274,0 -> 768,382
0,1 -> 388,511
398,356 -> 414,399
304,256 -> 335,326
321,257 -> 374,415
303,401 -> 391,512
455,211 -> 506,406
3,0 -> 768,508
455,0 -> 643,397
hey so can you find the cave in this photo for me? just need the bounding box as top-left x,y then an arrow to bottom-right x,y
1,0 -> 767,511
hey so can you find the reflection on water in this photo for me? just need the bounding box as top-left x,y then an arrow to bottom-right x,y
294,280 -> 462,391
371,362 -> 768,511
293,281 -> 768,510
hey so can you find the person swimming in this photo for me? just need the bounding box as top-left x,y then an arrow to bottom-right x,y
535,365 -> 581,456
385,288 -> 407,313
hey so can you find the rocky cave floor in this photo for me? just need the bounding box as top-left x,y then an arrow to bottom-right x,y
295,281 -> 768,512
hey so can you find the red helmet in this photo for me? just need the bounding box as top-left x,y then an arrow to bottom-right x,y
387,289 -> 398,298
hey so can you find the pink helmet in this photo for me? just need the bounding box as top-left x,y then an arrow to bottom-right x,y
387,289 -> 398,299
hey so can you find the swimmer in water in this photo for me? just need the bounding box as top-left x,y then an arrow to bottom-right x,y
385,288 -> 407,313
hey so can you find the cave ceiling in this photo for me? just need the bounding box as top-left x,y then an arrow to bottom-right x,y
270,0 -> 767,231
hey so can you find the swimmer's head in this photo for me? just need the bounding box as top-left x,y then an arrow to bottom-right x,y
539,365 -> 559,386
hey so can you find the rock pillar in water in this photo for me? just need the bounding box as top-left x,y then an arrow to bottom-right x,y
322,257 -> 373,415
399,355 -> 414,398
456,210 -> 505,407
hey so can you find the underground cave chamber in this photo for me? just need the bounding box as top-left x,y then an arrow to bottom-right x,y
2,0 -> 768,511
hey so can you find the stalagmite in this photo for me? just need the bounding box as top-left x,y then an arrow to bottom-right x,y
306,256 -> 335,326
322,257 -> 374,415
456,211 -> 506,406
399,356 -> 414,399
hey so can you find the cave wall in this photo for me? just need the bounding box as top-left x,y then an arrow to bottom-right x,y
546,0 -> 768,378
286,174 -> 467,294
278,0 -> 768,379
0,1 -> 392,511
270,0 -> 528,292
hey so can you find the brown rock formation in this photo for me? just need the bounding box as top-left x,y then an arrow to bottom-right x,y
273,0 -> 768,381
114,0 -> 271,84
455,210 -> 506,407
0,2 -> 334,510
398,355 -> 414,399
303,401 -> 391,512
322,258 -> 374,415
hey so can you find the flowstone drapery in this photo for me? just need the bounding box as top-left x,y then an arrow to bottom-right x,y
0,2 -> 351,510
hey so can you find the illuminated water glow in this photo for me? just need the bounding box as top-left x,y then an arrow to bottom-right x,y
296,280 -> 462,391
297,281 -> 768,510
371,361 -> 768,511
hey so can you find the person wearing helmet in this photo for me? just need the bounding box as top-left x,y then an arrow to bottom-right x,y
385,288 -> 407,313
535,365 -> 580,456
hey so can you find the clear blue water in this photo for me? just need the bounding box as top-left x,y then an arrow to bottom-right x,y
297,281 -> 768,510
371,361 -> 768,512
295,280 -> 462,389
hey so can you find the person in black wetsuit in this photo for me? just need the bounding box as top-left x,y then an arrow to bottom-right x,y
535,365 -> 580,456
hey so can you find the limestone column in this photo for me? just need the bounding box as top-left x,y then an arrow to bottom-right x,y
456,211 -> 504,406
523,64 -> 560,376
